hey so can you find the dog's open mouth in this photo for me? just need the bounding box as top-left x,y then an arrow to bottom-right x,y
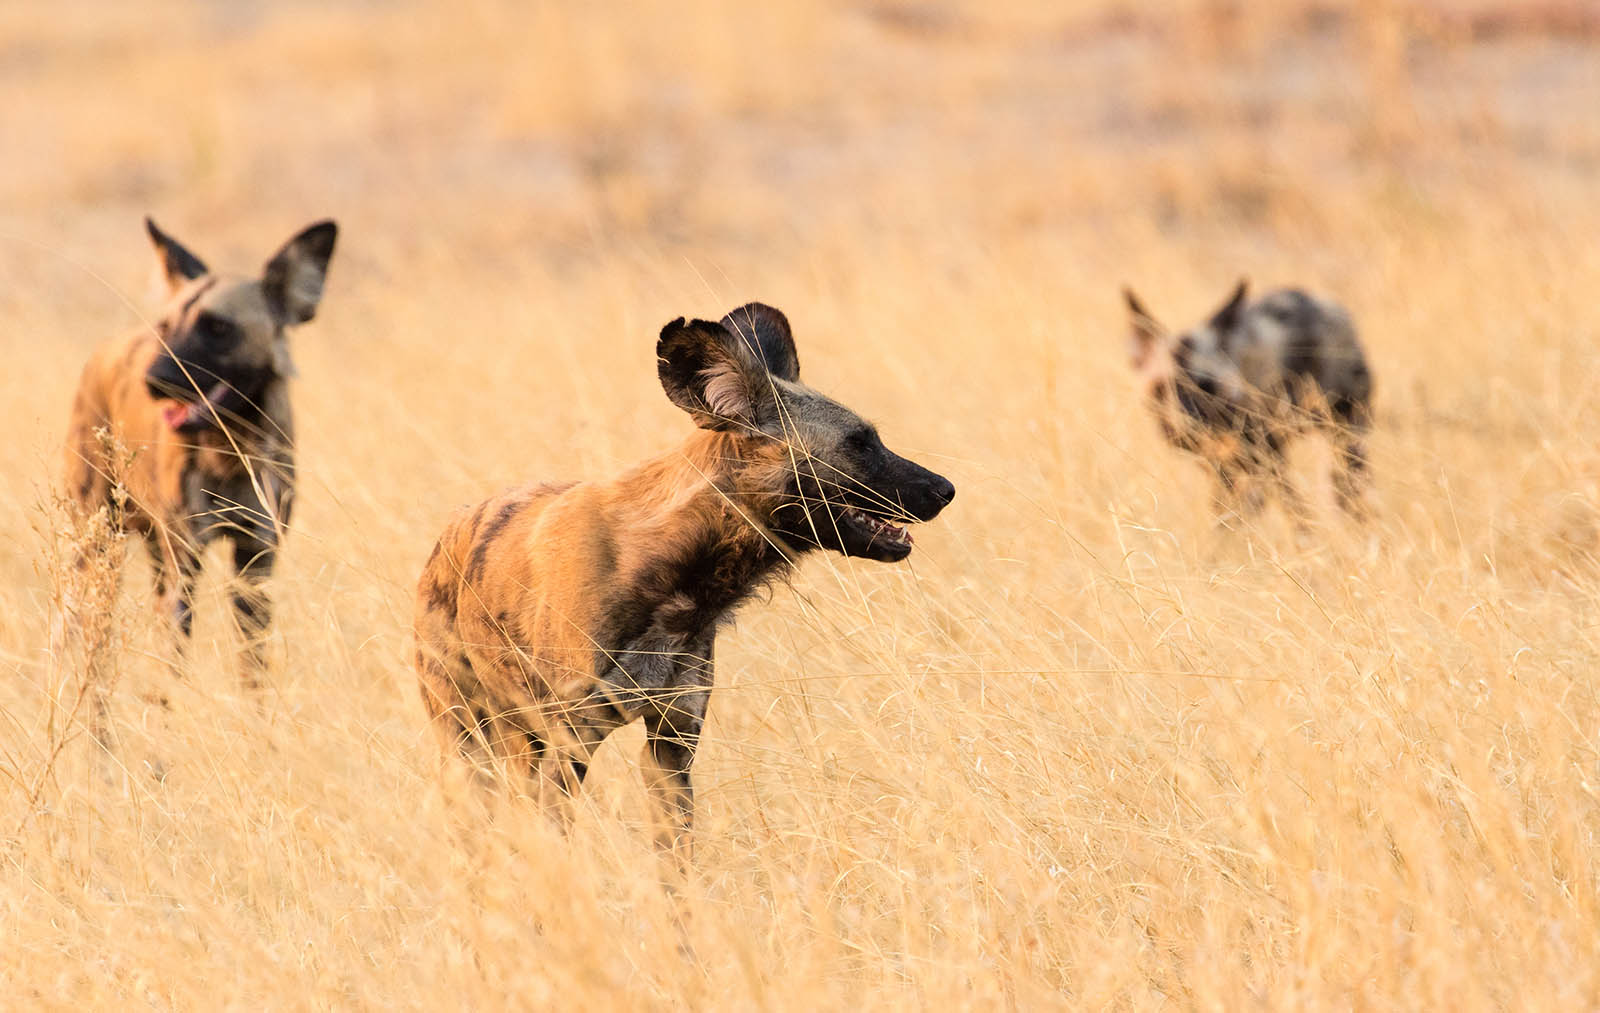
840,506 -> 914,551
159,380 -> 229,432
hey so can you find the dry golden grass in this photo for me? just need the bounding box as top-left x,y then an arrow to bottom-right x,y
4,1 -> 1600,1006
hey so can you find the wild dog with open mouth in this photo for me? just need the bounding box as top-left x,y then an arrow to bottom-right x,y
1123,279 -> 1373,525
62,217 -> 338,681
413,303 -> 955,851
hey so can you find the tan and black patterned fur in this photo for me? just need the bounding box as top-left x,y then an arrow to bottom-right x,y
413,304 -> 955,851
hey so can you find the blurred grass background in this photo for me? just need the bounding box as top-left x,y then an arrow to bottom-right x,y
3,0 -> 1600,1006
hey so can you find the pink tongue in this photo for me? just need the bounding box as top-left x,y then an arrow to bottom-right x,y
162,402 -> 193,429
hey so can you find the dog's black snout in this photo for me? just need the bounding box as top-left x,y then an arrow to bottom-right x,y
145,358 -> 182,400
909,472 -> 954,521
883,452 -> 955,522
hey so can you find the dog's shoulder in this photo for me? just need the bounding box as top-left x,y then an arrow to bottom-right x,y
76,328 -> 159,390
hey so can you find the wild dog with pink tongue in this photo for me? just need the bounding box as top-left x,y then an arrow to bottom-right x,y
62,217 -> 338,684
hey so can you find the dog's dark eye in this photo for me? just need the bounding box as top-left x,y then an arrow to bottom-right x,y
844,427 -> 880,455
195,313 -> 242,352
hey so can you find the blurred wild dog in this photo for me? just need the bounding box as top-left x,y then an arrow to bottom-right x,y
1123,280 -> 1373,525
62,218 -> 338,682
413,303 -> 955,850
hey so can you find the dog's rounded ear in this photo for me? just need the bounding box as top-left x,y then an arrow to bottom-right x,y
719,302 -> 799,382
1209,278 -> 1249,332
658,317 -> 767,431
1123,286 -> 1164,367
1123,286 -> 1156,323
146,217 -> 209,296
263,220 -> 338,325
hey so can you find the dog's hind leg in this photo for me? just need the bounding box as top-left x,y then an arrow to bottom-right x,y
417,647 -> 505,809
416,651 -> 531,846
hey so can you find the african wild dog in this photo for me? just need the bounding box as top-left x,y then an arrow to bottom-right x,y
1123,279 -> 1373,525
413,303 -> 955,850
62,217 -> 338,682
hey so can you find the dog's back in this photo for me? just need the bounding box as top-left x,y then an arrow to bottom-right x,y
1232,289 -> 1371,417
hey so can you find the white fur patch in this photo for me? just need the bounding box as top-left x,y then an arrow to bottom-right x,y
701,362 -> 750,421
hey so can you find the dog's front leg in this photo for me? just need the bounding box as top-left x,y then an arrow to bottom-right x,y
151,534 -> 200,642
231,537 -> 276,687
1332,432 -> 1371,521
1210,461 -> 1260,531
640,637 -> 713,860
1259,435 -> 1310,533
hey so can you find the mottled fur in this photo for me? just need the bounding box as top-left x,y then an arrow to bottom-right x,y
1124,280 -> 1373,524
413,303 -> 954,850
62,217 -> 337,681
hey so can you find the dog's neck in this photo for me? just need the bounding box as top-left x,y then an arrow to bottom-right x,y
191,375 -> 295,474
601,430 -> 797,640
1145,379 -> 1197,452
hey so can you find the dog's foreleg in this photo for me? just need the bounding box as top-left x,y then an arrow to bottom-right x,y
1333,433 -> 1371,520
1210,461 -> 1263,531
1329,397 -> 1373,521
1259,436 -> 1310,534
150,534 -> 200,652
639,640 -> 713,862
231,538 -> 275,687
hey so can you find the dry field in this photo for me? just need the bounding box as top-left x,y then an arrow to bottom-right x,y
3,1 -> 1600,1007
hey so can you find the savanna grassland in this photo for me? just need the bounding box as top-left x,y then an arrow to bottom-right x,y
3,1 -> 1600,1007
